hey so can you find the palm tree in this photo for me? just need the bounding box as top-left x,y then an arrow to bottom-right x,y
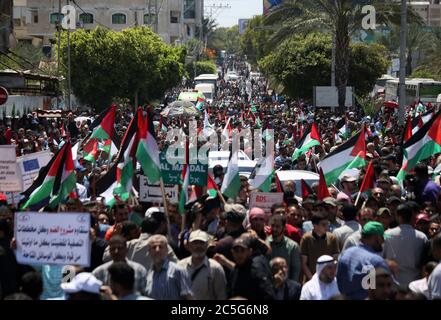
415,27 -> 441,78
264,0 -> 422,115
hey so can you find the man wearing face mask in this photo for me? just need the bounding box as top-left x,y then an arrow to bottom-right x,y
178,230 -> 227,300
336,221 -> 392,300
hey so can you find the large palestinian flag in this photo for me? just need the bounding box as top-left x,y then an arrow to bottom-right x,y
291,122 -> 321,161
249,152 -> 274,192
89,104 -> 116,141
96,110 -> 140,206
397,110 -> 441,182
221,147 -> 241,199
20,142 -> 76,210
318,128 -> 367,186
136,110 -> 161,184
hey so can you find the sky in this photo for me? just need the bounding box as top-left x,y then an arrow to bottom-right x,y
205,0 -> 263,28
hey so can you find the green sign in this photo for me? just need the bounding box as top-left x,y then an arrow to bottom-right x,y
160,150 -> 208,186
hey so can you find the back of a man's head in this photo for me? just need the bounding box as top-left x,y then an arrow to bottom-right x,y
20,271 -> 43,300
108,262 -> 135,292
341,203 -> 358,221
141,211 -> 166,234
396,204 -> 413,224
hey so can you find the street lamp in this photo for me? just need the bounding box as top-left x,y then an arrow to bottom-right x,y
398,0 -> 407,126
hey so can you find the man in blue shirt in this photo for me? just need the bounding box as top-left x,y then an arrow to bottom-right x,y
336,221 -> 391,300
414,163 -> 440,205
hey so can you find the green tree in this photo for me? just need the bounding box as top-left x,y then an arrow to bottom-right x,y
207,26 -> 241,55
240,15 -> 273,65
60,27 -> 184,111
259,32 -> 388,100
185,60 -> 217,79
414,27 -> 441,79
264,0 -> 421,114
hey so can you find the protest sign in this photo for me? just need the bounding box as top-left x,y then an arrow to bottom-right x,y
139,175 -> 179,203
14,212 -> 91,267
249,192 -> 284,214
6,150 -> 52,204
160,150 -> 208,186
0,145 -> 22,192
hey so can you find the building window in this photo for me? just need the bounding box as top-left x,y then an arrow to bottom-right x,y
50,13 -> 64,24
112,13 -> 126,24
31,10 -> 39,24
79,13 -> 93,24
184,0 -> 196,19
170,11 -> 180,24
144,13 -> 156,24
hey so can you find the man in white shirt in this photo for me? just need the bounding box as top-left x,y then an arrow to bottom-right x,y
409,261 -> 438,299
300,255 -> 340,300
428,234 -> 441,300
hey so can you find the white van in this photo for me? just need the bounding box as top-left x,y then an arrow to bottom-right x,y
195,83 -> 215,103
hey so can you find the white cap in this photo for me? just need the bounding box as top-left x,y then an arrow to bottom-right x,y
61,272 -> 103,294
189,230 -> 210,243
145,207 -> 163,217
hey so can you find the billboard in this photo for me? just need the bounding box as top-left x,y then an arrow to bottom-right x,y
238,19 -> 250,35
263,0 -> 284,15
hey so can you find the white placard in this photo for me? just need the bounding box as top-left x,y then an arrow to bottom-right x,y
14,212 -> 91,267
249,192 -> 284,214
6,150 -> 52,204
139,175 -> 179,203
0,145 -> 22,192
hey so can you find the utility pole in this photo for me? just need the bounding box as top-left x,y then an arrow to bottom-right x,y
57,0 -> 61,108
398,0 -> 407,126
66,0 -> 71,110
331,34 -> 335,87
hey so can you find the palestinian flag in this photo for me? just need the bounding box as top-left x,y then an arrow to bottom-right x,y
179,139 -> 190,215
318,128 -> 367,186
136,110 -> 161,184
317,168 -> 331,200
83,138 -> 99,163
336,117 -> 349,139
222,117 -> 233,141
411,110 -> 433,135
196,97 -> 205,111
397,111 -> 441,182
291,122 -> 321,161
207,174 -> 220,198
203,110 -> 215,137
249,152 -> 274,192
21,142 -> 76,210
99,139 -> 112,154
96,110 -> 139,206
403,115 -> 413,144
359,161 -> 375,193
221,147 -> 241,199
275,173 -> 284,193
301,179 -> 313,199
89,104 -> 116,141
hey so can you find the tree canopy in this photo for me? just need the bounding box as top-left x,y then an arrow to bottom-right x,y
60,27 -> 185,111
259,32 -> 388,100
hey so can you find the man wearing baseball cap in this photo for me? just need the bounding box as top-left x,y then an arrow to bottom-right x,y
178,230 -> 227,300
337,221 -> 391,300
214,204 -> 247,262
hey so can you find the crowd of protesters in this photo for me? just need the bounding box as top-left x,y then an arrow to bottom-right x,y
0,55 -> 441,300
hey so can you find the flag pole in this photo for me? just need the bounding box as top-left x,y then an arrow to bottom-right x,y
217,190 -> 227,205
159,177 -> 172,239
354,191 -> 363,207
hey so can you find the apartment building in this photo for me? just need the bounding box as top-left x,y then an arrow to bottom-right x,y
410,0 -> 441,27
11,0 -> 204,46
